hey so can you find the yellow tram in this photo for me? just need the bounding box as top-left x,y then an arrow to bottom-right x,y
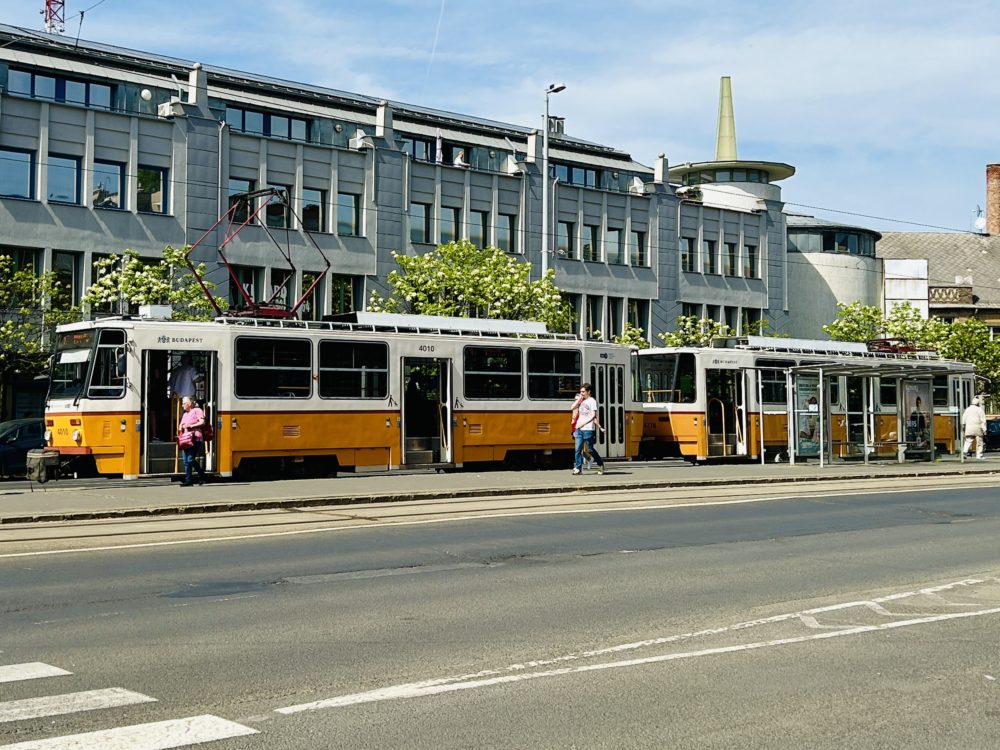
43,311 -> 640,479
634,337 -> 976,463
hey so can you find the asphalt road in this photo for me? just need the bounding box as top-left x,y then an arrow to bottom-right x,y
2,477 -> 999,749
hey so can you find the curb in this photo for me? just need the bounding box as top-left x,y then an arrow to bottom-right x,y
2,466 -> 997,526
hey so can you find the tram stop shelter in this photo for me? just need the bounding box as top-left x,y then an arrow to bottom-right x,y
767,339 -> 976,467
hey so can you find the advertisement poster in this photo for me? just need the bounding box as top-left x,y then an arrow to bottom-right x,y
795,377 -> 820,456
903,382 -> 932,451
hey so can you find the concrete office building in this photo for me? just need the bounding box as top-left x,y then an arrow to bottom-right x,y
0,25 -> 797,412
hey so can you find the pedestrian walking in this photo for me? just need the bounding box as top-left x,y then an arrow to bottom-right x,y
572,383 -> 605,475
571,391 -> 594,469
177,395 -> 208,486
962,396 -> 988,460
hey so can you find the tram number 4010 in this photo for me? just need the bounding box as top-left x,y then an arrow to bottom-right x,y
418,345 -> 436,352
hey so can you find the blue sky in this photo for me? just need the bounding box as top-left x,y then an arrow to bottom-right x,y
4,0 -> 999,233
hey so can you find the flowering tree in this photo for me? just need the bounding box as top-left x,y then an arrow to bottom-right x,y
657,316 -> 736,347
824,301 -> 1000,404
81,246 -> 221,321
367,240 -> 575,332
0,254 -> 81,414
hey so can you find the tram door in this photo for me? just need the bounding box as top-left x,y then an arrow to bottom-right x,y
141,350 -> 216,475
590,363 -> 626,458
402,358 -> 452,466
845,376 -> 867,453
706,368 -> 745,457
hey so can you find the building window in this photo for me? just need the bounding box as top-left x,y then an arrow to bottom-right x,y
8,69 -> 113,110
469,210 -> 489,247
628,299 -> 649,333
550,162 -> 598,189
51,250 -> 80,309
742,308 -> 761,333
47,154 -> 80,204
411,202 -> 431,244
606,228 -> 624,264
557,221 -> 576,259
744,244 -> 758,278
703,239 -> 718,274
400,136 -> 434,162
302,188 -> 326,233
270,267 -> 292,308
301,271 -> 322,321
229,178 -> 256,224
266,184 -> 292,229
137,166 -> 167,213
329,274 -> 359,315
680,237 -> 696,272
229,265 -> 261,311
630,230 -> 647,267
682,303 -> 700,319
440,206 -> 461,244
337,192 -> 361,236
724,242 -> 738,276
0,148 -> 35,199
497,214 -> 517,253
586,296 -> 603,339
92,160 -> 124,209
583,225 -> 600,262
226,107 -> 309,141
608,297 -> 624,338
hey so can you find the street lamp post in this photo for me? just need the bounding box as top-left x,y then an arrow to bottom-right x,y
540,82 -> 565,277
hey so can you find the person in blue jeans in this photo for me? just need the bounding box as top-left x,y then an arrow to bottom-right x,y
572,383 -> 605,475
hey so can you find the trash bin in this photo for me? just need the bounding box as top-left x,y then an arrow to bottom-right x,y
26,449 -> 60,483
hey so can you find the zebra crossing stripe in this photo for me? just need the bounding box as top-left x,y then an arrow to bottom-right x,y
0,714 -> 259,749
0,687 -> 156,723
0,664 -> 71,684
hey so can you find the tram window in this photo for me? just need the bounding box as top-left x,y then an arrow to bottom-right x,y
636,353 -> 695,403
50,330 -> 95,399
464,346 -> 522,399
235,337 -> 311,398
828,379 -> 840,406
88,329 -> 126,399
318,341 -> 388,399
932,375 -> 949,407
756,359 -> 794,404
879,378 -> 897,407
527,349 -> 581,400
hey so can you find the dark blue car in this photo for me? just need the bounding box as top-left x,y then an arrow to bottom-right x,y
0,418 -> 46,477
985,418 -> 1000,452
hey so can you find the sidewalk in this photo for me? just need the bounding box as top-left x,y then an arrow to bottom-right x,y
0,455 -> 996,525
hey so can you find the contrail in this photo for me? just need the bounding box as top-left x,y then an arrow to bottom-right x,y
424,0 -> 447,86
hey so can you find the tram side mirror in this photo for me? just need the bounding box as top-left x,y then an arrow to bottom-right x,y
115,347 -> 128,378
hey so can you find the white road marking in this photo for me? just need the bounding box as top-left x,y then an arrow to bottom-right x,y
0,663 -> 70,684
276,605 -> 1000,713
0,688 -> 155,723
0,482 -> 993,560
0,714 -> 258,749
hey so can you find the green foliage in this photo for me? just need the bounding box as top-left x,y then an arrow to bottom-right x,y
823,301 -> 1000,395
81,246 -> 221,321
613,321 -> 650,349
657,315 -> 735,347
367,240 -> 575,333
0,254 -> 82,400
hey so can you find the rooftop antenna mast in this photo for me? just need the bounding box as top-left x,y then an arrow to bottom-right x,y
43,0 -> 66,34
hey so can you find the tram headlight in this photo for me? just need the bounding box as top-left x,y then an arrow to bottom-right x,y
72,429 -> 82,443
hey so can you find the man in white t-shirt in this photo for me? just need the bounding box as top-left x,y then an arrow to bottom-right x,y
572,383 -> 605,475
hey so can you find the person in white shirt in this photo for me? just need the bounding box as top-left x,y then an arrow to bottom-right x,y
572,383 -> 605,475
962,396 -> 988,460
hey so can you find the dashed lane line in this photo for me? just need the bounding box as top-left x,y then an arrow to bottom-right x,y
0,663 -> 70,684
0,714 -> 259,749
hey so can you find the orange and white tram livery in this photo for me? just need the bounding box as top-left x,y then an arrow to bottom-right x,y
43,312 -> 641,479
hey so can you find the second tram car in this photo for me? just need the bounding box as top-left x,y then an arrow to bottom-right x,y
634,337 -> 976,463
44,312 -> 641,479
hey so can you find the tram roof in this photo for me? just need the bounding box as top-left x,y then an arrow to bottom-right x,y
785,358 -> 975,378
